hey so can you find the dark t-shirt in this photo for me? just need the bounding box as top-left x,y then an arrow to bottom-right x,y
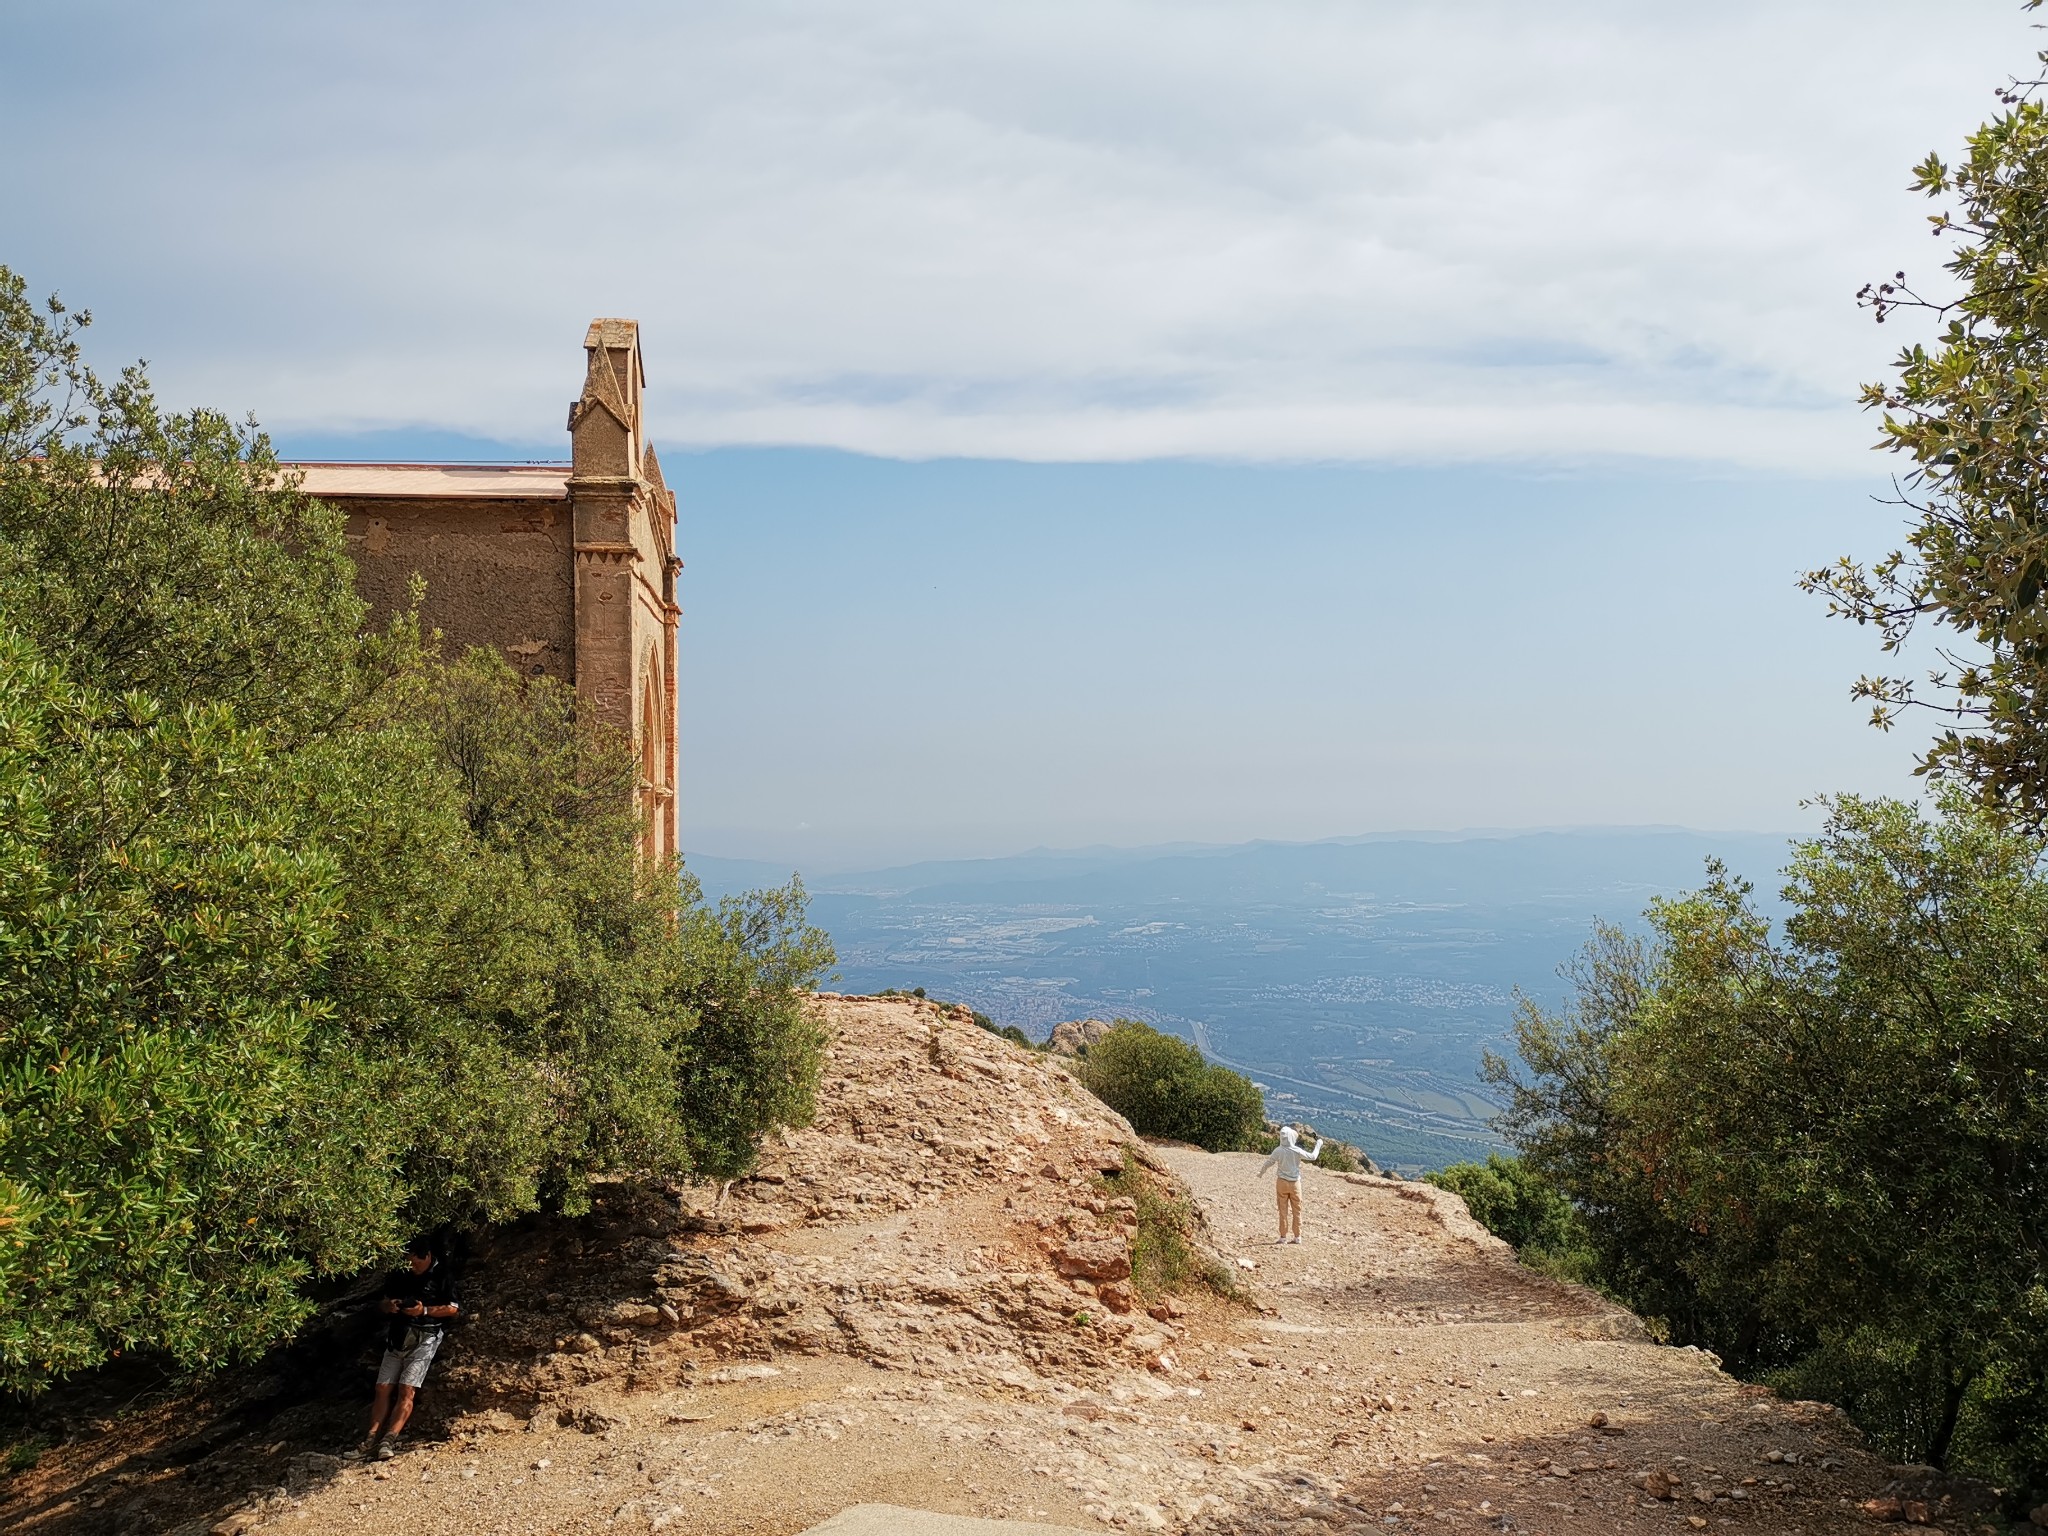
381,1261 -> 459,1350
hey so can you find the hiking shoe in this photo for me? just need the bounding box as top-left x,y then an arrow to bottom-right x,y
375,1439 -> 400,1461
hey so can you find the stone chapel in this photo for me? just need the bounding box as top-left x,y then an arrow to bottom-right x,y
288,319 -> 680,860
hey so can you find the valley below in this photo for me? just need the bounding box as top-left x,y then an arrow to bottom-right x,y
704,829 -> 1793,1172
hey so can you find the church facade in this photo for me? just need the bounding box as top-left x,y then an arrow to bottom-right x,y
291,319 -> 680,860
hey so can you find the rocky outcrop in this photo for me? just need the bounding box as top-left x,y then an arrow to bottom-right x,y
435,995 -> 1225,1418
1045,1018 -> 1116,1056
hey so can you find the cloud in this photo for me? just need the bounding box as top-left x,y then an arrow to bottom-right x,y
1,0 -> 2029,468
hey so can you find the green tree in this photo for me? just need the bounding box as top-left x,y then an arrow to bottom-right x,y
1481,921 -> 1740,1338
1494,798 -> 2048,1486
1075,1021 -> 1265,1152
1806,5 -> 2048,820
0,627 -> 354,1378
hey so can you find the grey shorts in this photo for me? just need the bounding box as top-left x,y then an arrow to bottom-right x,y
376,1328 -> 442,1389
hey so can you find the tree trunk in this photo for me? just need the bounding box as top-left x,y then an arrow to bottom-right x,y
1928,1365 -> 1971,1470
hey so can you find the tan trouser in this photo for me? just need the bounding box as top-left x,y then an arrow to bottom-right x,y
1276,1178 -> 1302,1237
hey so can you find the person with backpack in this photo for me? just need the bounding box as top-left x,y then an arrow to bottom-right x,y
354,1236 -> 460,1460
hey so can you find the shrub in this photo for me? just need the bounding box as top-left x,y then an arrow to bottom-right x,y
1255,1125 -> 1369,1173
964,1008 -> 1033,1049
1074,1021 -> 1265,1152
3,1435 -> 46,1475
1313,1139 -> 1366,1174
1094,1151 -> 1239,1301
892,988 -> 1038,1050
1425,1154 -> 1595,1283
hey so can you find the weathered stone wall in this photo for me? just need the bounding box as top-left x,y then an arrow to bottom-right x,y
289,319 -> 680,862
340,495 -> 577,683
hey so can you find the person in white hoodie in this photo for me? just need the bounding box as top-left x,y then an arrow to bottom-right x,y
1257,1124 -> 1323,1243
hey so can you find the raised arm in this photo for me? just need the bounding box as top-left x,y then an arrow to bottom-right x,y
1303,1138 -> 1323,1163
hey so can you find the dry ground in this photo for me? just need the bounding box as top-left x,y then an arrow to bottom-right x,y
1,998 -> 1976,1536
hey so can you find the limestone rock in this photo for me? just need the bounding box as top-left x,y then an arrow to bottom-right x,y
1056,1236 -> 1132,1283
1637,1469 -> 1679,1501
1046,1019 -> 1116,1056
420,996 -> 1225,1415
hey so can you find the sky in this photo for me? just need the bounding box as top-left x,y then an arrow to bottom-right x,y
1,1 -> 2030,865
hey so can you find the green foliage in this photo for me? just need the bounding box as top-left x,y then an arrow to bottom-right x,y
1251,1125 -> 1367,1173
1094,1151 -> 1239,1302
1312,1138 -> 1364,1174
1491,796 -> 2048,1490
1075,1021 -> 1265,1152
3,1435 -> 46,1475
1425,1154 -> 1596,1284
0,269 -> 834,1392
670,877 -> 834,1181
959,1003 -> 1032,1049
0,632 -> 351,1377
1806,24 -> 2048,822
1480,922 -> 1712,1331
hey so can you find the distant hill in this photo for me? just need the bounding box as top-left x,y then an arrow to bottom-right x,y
812,827 -> 1788,904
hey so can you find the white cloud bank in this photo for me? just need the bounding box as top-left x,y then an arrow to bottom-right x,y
2,0 -> 2033,468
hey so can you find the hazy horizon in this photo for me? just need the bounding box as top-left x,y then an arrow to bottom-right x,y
684,817 -> 1809,884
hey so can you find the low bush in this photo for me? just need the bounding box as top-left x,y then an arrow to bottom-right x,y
1313,1139 -> 1366,1174
1254,1125 -> 1369,1173
1425,1154 -> 1596,1283
883,987 -> 1038,1049
3,1436 -> 47,1476
1074,1021 -> 1265,1152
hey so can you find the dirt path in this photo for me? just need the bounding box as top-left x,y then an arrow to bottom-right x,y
6,1002 -> 1955,1536
1154,1150 -> 1917,1535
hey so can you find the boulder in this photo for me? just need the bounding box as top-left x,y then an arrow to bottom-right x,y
1046,1019 -> 1116,1056
1056,1236 -> 1132,1284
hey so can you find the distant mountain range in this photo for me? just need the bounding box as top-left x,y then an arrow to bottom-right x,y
686,827 -> 1796,1173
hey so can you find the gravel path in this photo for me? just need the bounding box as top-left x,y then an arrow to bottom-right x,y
1155,1149 -> 1921,1536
